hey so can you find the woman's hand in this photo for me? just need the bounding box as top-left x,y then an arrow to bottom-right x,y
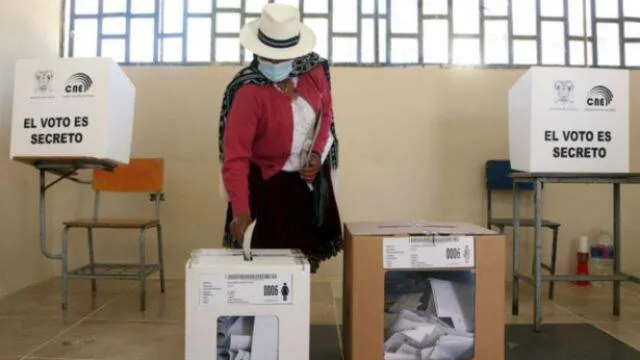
231,214 -> 253,242
301,152 -> 321,183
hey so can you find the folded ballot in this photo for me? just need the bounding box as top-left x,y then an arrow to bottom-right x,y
388,293 -> 424,313
214,315 -> 279,360
426,279 -> 474,333
431,334 -> 474,359
383,272 -> 475,360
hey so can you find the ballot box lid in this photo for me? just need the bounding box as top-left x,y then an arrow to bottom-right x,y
190,249 -> 304,258
186,249 -> 309,271
345,221 -> 497,237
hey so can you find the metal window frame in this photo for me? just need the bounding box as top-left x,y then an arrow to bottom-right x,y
97,0 -> 104,56
482,15 -> 510,65
63,0 -> 640,69
67,0 -> 76,57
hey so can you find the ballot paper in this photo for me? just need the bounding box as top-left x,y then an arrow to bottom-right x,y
426,278 -> 473,332
384,353 -> 417,360
300,111 -> 323,191
404,325 -> 439,346
432,334 -> 474,359
385,313 -> 398,330
388,317 -> 419,334
216,316 -> 277,360
397,310 -> 430,324
301,111 -> 323,169
383,271 -> 475,360
388,293 -> 424,313
234,350 -> 251,360
229,335 -> 251,351
242,220 -> 257,260
385,312 -> 442,348
421,347 -> 435,359
398,343 -> 421,356
384,333 -> 407,353
250,316 -> 278,360
221,317 -> 253,340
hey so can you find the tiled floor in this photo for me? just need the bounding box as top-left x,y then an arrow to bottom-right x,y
1,278 -> 640,359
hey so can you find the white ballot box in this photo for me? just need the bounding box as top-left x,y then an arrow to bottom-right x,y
10,57 -> 136,165
190,249 -> 303,258
185,249 -> 311,360
508,66 -> 629,173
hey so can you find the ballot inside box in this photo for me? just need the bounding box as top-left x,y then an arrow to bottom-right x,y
383,270 -> 476,360
216,315 -> 279,360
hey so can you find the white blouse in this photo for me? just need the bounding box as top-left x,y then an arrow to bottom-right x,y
281,93 -> 334,172
280,77 -> 333,171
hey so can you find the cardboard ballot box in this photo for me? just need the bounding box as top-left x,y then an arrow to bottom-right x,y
185,248 -> 311,360
10,57 -> 136,165
508,66 -> 629,173
343,221 -> 505,360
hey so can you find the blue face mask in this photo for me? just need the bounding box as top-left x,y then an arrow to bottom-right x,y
258,59 -> 293,82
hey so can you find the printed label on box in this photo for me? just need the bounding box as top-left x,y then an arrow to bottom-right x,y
199,274 -> 225,305
199,273 -> 294,306
382,236 -> 475,269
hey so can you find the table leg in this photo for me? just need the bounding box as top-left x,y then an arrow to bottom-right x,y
39,169 -> 62,261
613,183 -> 621,316
512,182 -> 521,316
533,179 -> 543,332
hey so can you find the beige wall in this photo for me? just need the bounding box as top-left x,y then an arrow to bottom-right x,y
49,66 -> 640,284
0,0 -> 61,297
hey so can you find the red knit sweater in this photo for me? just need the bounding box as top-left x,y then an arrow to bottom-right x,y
222,65 -> 333,217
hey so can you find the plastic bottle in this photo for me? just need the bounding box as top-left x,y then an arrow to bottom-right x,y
576,235 -> 590,286
589,231 -> 614,287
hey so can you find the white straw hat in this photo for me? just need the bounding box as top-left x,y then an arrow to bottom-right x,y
240,3 -> 316,60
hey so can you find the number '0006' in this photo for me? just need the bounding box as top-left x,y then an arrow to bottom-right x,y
446,248 -> 461,259
263,285 -> 279,296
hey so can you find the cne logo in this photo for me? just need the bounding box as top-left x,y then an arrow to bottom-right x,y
64,73 -> 93,94
586,85 -> 614,107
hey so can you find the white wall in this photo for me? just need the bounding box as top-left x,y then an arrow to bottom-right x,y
0,0 -> 62,297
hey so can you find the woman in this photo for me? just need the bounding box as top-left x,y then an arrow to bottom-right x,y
218,3 -> 342,272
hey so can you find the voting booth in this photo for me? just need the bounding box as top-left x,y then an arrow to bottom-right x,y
10,57 -> 136,164
343,221 -> 506,360
508,66 -> 629,173
185,224 -> 311,360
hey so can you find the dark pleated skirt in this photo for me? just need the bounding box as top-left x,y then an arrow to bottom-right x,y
223,162 -> 343,272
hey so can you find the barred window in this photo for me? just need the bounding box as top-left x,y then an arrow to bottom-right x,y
62,0 -> 640,67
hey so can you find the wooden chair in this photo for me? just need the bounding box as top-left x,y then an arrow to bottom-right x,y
485,159 -> 561,300
60,158 -> 166,311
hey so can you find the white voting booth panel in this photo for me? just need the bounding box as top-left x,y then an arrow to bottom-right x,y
185,249 -> 311,360
10,57 -> 135,164
508,66 -> 629,173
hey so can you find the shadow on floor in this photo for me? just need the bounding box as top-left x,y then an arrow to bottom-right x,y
507,323 -> 640,360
